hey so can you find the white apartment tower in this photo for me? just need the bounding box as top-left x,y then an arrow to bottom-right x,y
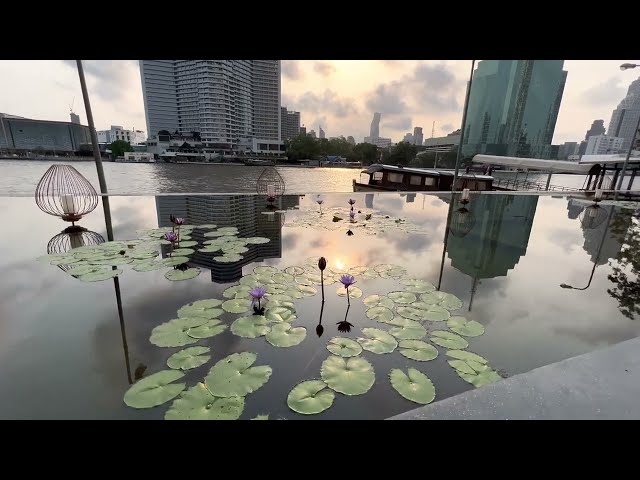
608,78 -> 640,152
140,60 -> 281,151
585,135 -> 625,155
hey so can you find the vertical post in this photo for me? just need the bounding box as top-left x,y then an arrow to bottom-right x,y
628,169 -> 637,191
452,59 -> 476,191
76,60 -> 113,241
545,171 -> 552,191
597,165 -> 607,189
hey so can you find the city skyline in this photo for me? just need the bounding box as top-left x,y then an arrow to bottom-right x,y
0,60 -> 639,146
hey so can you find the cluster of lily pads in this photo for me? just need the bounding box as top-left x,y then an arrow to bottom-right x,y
287,205 -> 429,235
36,223 -> 271,283
122,256 -> 500,419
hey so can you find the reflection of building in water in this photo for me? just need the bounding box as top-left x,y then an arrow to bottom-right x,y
401,193 -> 416,203
156,195 -> 300,283
365,194 -> 374,209
446,195 -> 538,308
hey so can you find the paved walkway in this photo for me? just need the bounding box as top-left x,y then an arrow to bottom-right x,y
390,337 -> 640,420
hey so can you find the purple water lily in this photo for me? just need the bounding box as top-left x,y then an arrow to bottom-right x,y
165,231 -> 179,243
349,210 -> 356,223
339,274 -> 357,305
336,320 -> 354,333
348,199 -> 356,206
173,217 -> 185,225
250,285 -> 267,314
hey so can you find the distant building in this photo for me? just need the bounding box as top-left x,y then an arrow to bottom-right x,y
299,126 -> 306,137
413,126 -> 423,146
346,136 -> 355,145
422,133 -> 460,152
308,130 -> 317,139
363,136 -> 391,148
70,112 -> 81,125
585,135 -> 624,155
97,125 -> 146,145
319,126 -> 325,139
608,78 -> 640,152
462,60 -> 567,159
370,112 -> 381,138
280,107 -> 300,141
0,112 -> 91,154
403,132 -> 414,144
578,119 -> 606,155
557,141 -> 579,160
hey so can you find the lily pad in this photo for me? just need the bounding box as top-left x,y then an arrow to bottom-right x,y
348,266 -> 368,275
205,352 -> 272,398
252,414 -> 270,420
285,287 -> 304,299
430,331 -> 469,349
446,350 -> 488,364
244,237 -> 271,244
78,268 -> 122,282
132,261 -> 165,272
161,256 -> 190,267
379,267 -> 407,279
272,272 -> 295,284
165,268 -> 200,281
222,245 -> 249,255
373,264 -> 395,273
123,370 -> 186,409
297,284 -> 317,297
389,324 -> 427,340
223,284 -> 252,299
398,340 -> 438,361
265,284 -> 287,294
389,368 -> 435,405
177,299 -> 223,319
366,306 -> 395,323
363,295 -> 395,309
66,265 -> 102,276
326,337 -> 363,357
400,279 -> 436,294
357,328 -> 398,354
447,316 -> 485,337
170,248 -> 195,256
231,316 -> 271,338
254,265 -> 278,275
284,266 -> 305,276
421,305 -> 451,322
287,380 -> 335,415
150,317 -> 208,347
214,254 -> 244,263
266,323 -> 307,347
187,319 -> 227,339
396,306 -> 427,322
336,286 -> 363,298
420,291 -> 463,311
165,383 -> 244,420
362,268 -> 379,279
387,291 -> 417,304
448,359 -> 478,375
457,369 -> 503,388
321,356 -> 375,396
222,298 -> 252,314
88,256 -> 132,266
265,306 -> 297,323
177,240 -> 198,248
167,346 -> 211,370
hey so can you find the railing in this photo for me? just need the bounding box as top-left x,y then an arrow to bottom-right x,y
491,176 -> 577,192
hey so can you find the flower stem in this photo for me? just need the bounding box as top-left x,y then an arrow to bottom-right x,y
321,272 -> 325,302
346,286 -> 350,306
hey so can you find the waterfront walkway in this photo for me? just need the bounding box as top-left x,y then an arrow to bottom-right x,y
390,336 -> 640,420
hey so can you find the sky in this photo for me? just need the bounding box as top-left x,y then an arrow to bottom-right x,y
0,60 -> 639,145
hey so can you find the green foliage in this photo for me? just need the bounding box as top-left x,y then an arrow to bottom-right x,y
109,139 -> 133,158
607,211 -> 640,319
285,134 -> 380,164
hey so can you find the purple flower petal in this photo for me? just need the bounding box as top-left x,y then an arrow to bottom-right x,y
339,274 -> 356,288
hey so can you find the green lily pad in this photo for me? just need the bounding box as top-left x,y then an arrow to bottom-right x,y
205,352 -> 272,398
284,266 -> 305,276
266,323 -> 307,348
199,245 -> 222,253
171,248 -> 195,256
348,266 -> 368,275
177,240 -> 198,248
396,306 -> 426,321
265,284 -> 287,294
244,237 -> 271,244
446,350 -> 488,364
66,265 -> 102,276
252,414 -> 270,420
386,317 -> 422,328
223,284 -> 252,299
422,305 -> 451,322
362,268 -> 379,279
165,383 -> 244,420
177,299 -> 223,319
420,291 -> 463,310
366,306 -> 395,323
150,317 -> 208,347
167,346 -> 211,370
363,294 -> 395,309
285,287 -> 304,299
398,340 -> 438,361
297,284 -> 317,297
447,316 -> 485,337
272,272 -> 295,284
389,368 -> 435,405
326,337 -> 363,357
196,224 -> 217,229
302,273 -> 323,285
430,331 -> 469,349
379,267 -> 407,279
254,266 -> 278,275
187,319 -> 227,339
448,359 -> 478,375
321,355 -> 375,396
373,264 -> 395,273
387,291 -> 417,304
458,369 -> 503,388
357,327 -> 398,354
124,370 -> 186,409
88,256 -> 132,266
161,256 -> 190,267
389,324 -> 427,340
266,294 -> 294,302
214,254 -> 244,263
336,286 -> 363,298
165,268 -> 200,281
265,306 -> 297,323
400,279 -> 436,294
78,268 -> 123,282
287,380 -> 335,415
231,316 -> 271,338
222,298 -> 252,314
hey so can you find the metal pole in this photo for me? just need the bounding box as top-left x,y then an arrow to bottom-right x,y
452,59 -> 476,191
615,112 -> 640,196
545,171 -> 552,191
437,197 -> 456,290
76,60 -> 113,241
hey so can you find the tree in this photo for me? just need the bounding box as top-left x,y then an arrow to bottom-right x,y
352,143 -> 379,165
286,134 -> 320,161
607,211 -> 640,319
109,139 -> 133,158
384,141 -> 417,166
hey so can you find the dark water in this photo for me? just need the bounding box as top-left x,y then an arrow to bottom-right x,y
0,192 -> 639,419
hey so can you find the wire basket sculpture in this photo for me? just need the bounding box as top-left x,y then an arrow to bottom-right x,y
256,167 -> 285,208
449,206 -> 476,238
47,229 -> 106,272
35,165 -> 99,224
579,204 -> 608,230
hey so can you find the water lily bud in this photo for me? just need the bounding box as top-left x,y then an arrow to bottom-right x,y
318,257 -> 327,271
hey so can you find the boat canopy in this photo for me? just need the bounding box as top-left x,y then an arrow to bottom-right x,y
472,155 -> 592,174
363,164 -> 441,176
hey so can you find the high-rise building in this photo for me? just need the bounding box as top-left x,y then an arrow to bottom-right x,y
363,136 -> 391,148
578,119 -> 606,155
299,126 -> 306,137
280,107 -> 300,140
403,132 -> 414,144
370,112 -> 381,138
308,129 -> 317,139
139,60 -> 281,152
607,77 -> 640,152
70,112 -> 80,124
346,136 -> 355,145
319,126 -> 325,139
462,60 -> 567,159
585,135 -> 624,155
557,141 -> 578,160
413,126 -> 423,146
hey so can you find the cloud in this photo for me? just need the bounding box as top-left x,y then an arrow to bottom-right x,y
440,123 -> 455,133
581,76 -> 626,106
281,60 -> 303,80
382,116 -> 412,131
365,83 -> 409,114
379,60 -> 403,68
313,62 -> 336,77
290,90 -> 357,118
61,60 -> 139,103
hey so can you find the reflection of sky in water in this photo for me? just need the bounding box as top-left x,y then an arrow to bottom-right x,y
0,193 -> 639,419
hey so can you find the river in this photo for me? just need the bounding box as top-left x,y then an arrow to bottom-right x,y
0,159 -> 637,195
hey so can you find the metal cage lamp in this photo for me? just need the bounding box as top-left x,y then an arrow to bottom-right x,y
35,165 -> 99,228
256,167 -> 285,209
449,189 -> 475,238
580,204 -> 608,230
47,229 -> 105,272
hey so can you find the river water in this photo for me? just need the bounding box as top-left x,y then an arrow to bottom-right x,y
0,160 -> 637,195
